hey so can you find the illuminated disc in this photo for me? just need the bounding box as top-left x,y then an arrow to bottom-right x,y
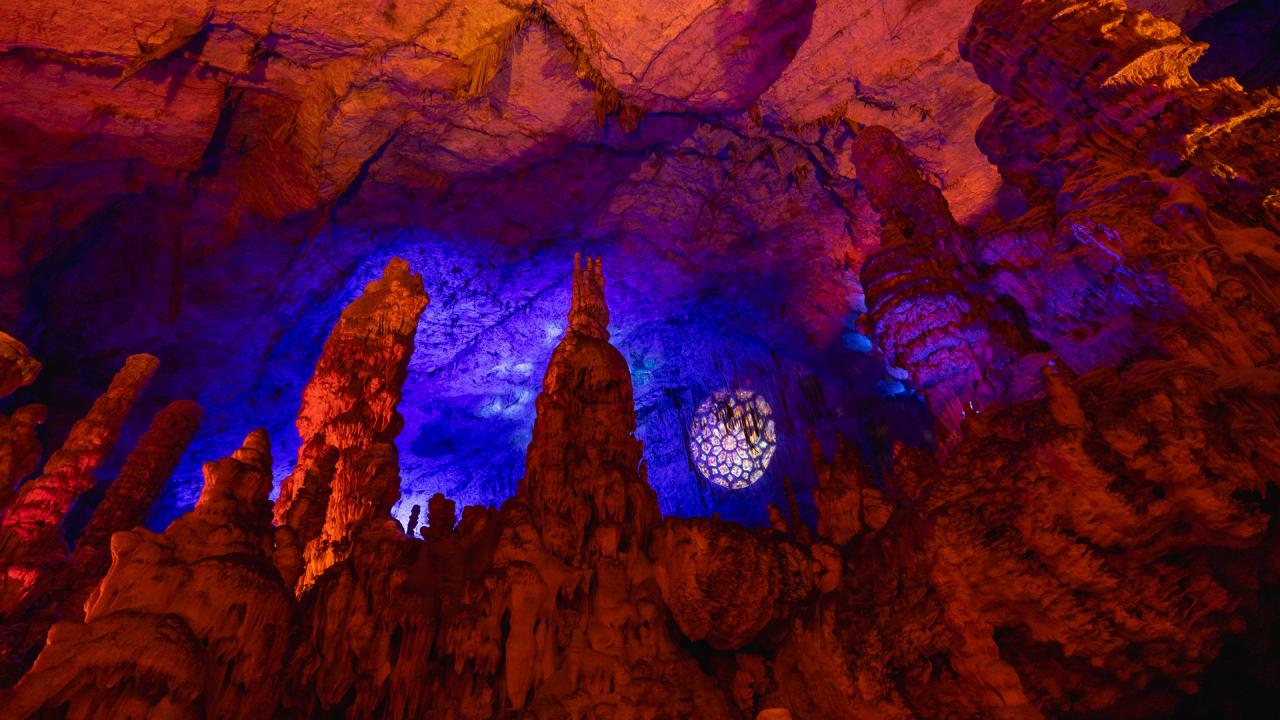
689,389 -> 776,490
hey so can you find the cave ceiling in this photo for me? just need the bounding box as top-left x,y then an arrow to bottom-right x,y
0,0 -> 1251,525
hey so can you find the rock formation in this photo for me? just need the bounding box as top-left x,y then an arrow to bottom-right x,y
63,399 -> 204,619
0,1 -> 1277,718
5,429 -> 294,719
0,354 -> 158,541
0,332 -> 40,402
0,354 -> 158,682
273,257 -> 429,591
851,124 -> 1031,436
961,0 -> 1280,373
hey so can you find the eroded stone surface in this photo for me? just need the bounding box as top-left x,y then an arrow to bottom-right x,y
0,0 -> 1277,718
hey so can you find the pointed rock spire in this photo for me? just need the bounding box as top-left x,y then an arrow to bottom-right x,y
1,354 -> 158,540
850,126 -> 1023,437
65,399 -> 203,618
8,427 -> 293,718
568,252 -> 610,340
521,253 -> 657,563
273,257 -> 428,590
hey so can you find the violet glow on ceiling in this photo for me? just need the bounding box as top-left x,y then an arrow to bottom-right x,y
88,226 -> 928,531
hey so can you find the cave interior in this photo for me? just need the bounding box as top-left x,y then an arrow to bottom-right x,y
1,0 -> 1279,718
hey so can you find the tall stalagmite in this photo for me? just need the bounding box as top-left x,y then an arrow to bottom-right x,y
63,399 -> 204,619
1,1 -> 1278,708
272,258 -> 428,590
0,354 -> 158,540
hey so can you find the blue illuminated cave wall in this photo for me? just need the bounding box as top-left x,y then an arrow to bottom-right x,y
12,123 -> 933,534
120,225 -> 929,531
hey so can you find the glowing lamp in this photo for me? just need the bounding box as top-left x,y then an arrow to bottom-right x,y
690,389 -> 776,490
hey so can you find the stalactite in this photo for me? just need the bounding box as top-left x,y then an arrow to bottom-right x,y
961,0 -> 1280,372
850,125 -> 1027,437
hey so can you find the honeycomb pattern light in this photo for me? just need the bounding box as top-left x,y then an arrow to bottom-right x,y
690,389 -> 776,490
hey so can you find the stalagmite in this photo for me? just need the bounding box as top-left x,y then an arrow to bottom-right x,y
405,503 -> 420,537
272,258 -> 428,591
0,354 -> 158,683
0,354 -> 158,539
0,2 -> 1277,713
5,429 -> 293,719
422,492 -> 455,540
63,399 -> 204,619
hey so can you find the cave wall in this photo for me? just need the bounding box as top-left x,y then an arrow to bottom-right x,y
0,0 -> 1278,718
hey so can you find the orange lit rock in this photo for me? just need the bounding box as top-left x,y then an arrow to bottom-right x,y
63,399 -> 204,620
0,405 -> 45,520
1,354 -> 158,541
273,258 -> 428,591
0,354 -> 157,681
652,517 -> 815,650
0,332 -> 40,401
5,428 -> 293,719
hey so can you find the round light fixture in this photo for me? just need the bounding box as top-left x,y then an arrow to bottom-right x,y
690,389 -> 776,490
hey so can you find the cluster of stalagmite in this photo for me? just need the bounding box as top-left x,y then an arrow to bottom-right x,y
0,351 -> 190,684
0,1 -> 1276,718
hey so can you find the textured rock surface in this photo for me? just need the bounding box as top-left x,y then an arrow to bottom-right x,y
285,256 -> 738,718
273,258 -> 428,590
0,0 -> 1277,718
6,429 -> 294,719
0,354 -> 158,541
851,123 -> 1030,437
0,354 -> 158,681
652,517 -> 816,650
0,0 -> 1243,530
64,399 -> 204,619
0,333 -> 40,401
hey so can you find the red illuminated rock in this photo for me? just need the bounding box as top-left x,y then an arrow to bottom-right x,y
652,517 -> 815,650
273,258 -> 428,591
851,124 -> 1028,436
422,492 -> 455,540
810,436 -> 892,545
63,399 -> 204,619
0,1 -> 1276,710
0,354 -> 157,681
0,405 -> 45,520
0,332 -> 40,401
286,256 -> 739,719
4,429 -> 294,719
0,354 -> 158,541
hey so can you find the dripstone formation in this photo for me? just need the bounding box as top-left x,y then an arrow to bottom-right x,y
0,1 -> 1277,718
